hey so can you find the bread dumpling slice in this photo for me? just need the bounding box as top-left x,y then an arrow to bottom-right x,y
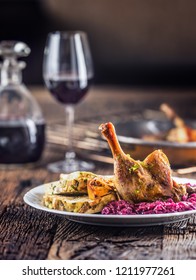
46,171 -> 97,195
43,192 -> 117,214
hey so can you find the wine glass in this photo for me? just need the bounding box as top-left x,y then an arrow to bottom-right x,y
43,31 -> 94,172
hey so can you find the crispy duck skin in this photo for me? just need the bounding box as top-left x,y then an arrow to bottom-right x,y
99,122 -> 186,203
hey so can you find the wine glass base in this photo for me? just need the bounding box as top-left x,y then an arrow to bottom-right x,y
47,159 -> 95,173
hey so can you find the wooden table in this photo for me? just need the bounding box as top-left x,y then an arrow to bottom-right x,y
0,86 -> 196,260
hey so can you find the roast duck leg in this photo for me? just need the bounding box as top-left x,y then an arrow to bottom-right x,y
99,122 -> 188,203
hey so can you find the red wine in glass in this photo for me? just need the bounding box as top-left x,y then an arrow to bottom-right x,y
43,31 -> 94,173
45,76 -> 92,104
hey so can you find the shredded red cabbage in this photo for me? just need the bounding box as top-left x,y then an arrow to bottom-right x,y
102,184 -> 196,215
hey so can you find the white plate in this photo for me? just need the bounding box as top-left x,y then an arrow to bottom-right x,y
23,177 -> 196,227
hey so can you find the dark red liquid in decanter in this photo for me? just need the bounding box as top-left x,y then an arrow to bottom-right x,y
0,121 -> 45,164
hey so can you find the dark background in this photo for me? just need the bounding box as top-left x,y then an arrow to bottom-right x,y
1,0 -> 196,87
0,0 -> 54,85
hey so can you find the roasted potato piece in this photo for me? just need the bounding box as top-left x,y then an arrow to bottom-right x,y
87,176 -> 115,200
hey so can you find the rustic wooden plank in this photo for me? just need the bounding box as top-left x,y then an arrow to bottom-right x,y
161,215 -> 196,259
0,204 -> 62,259
47,222 -> 164,260
0,167 -> 60,260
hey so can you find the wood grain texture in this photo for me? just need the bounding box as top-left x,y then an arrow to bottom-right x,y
47,222 -> 164,260
161,216 -> 196,259
0,167 -> 60,260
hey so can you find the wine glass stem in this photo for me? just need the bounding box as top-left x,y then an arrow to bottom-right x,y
65,105 -> 76,161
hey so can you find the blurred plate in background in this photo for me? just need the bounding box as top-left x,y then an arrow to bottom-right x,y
115,119 -> 196,167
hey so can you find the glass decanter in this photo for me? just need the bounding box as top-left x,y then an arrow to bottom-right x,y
0,41 -> 45,164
